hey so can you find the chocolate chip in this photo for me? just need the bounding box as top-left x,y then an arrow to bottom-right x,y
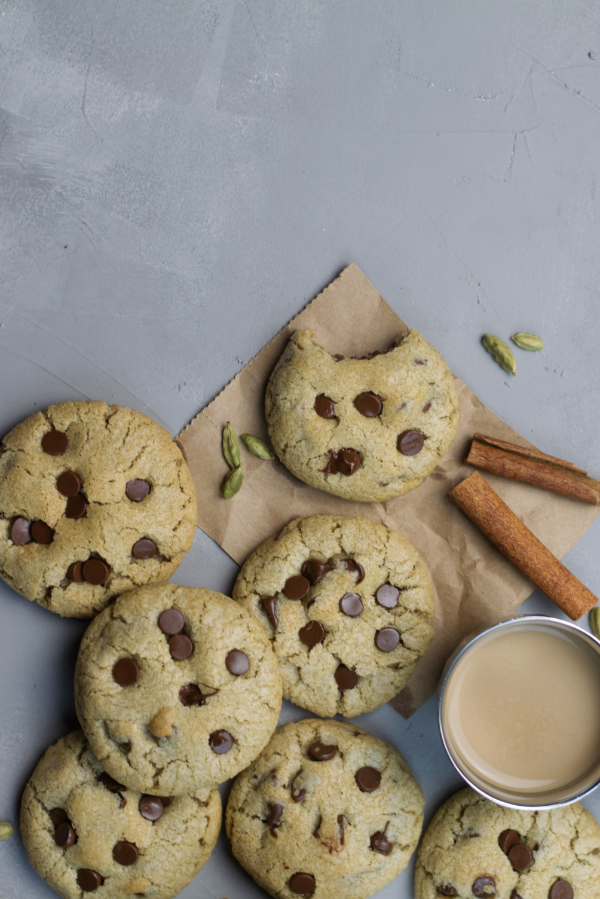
158,608 -> 184,635
336,448 -> 362,475
290,873 -> 316,894
82,558 -> 110,585
179,684 -> 205,706
31,520 -> 53,544
10,517 -> 31,545
422,402 -> 432,413
120,741 -> 132,753
292,789 -> 306,803
314,395 -> 336,418
354,392 -> 383,417
375,583 -> 399,609
339,593 -> 363,616
42,431 -> 69,455
268,802 -> 283,834
49,808 -> 68,828
472,876 -> 497,898
498,829 -> 520,855
209,730 -> 233,754
375,628 -> 400,652
261,596 -> 279,629
139,796 -> 164,821
298,621 -> 325,646
65,494 -> 87,519
301,559 -> 333,585
113,658 -> 139,687
126,479 -> 150,502
333,354 -> 344,361
54,821 -> 76,848
397,430 -> 424,455
77,869 -> 102,891
370,826 -> 393,855
226,649 -> 249,675
322,451 -> 339,474
117,794 -> 127,809
436,887 -> 458,897
510,892 -> 523,899
113,840 -> 139,865
169,634 -> 193,660
308,741 -> 338,761
355,767 -> 381,792
56,471 -> 82,497
284,575 -> 310,600
340,558 -> 365,583
508,843 -> 533,871
335,665 -> 359,690
67,561 -> 84,582
98,772 -> 126,793
549,881 -> 573,899
159,796 -> 173,807
414,358 -> 427,365
132,538 -> 157,559
338,814 -> 345,844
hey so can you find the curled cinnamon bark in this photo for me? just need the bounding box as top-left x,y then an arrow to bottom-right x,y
449,472 -> 598,620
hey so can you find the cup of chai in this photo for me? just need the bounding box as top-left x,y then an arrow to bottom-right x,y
438,614 -> 600,808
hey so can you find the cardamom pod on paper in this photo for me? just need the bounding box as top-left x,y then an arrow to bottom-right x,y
241,434 -> 274,460
222,422 -> 241,470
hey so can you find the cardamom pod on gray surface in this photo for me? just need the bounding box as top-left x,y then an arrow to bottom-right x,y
511,333 -> 544,351
482,334 -> 517,376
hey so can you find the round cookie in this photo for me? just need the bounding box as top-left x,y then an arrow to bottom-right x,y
233,514 -> 435,717
265,328 -> 459,502
20,730 -> 221,899
75,584 -> 283,795
415,787 -> 600,899
0,401 -> 197,617
226,718 -> 425,899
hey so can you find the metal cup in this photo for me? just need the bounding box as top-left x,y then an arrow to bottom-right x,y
438,614 -> 600,809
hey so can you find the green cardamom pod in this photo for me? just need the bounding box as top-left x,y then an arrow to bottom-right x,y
590,608 -> 600,641
482,334 -> 516,376
241,434 -> 274,460
0,822 -> 14,840
511,333 -> 544,351
221,466 -> 244,499
222,422 -> 241,470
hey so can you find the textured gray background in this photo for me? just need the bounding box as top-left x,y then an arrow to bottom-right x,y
1,1 -> 600,896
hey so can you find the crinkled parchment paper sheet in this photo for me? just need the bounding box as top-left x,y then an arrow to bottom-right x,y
177,264 -> 599,717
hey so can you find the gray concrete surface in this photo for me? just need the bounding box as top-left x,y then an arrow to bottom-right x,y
1,1 -> 599,896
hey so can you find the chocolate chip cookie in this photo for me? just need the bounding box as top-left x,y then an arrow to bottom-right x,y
0,401 -> 197,617
233,514 -> 435,717
75,584 -> 282,795
265,328 -> 459,502
226,718 -> 424,899
415,787 -> 600,899
20,730 -> 221,899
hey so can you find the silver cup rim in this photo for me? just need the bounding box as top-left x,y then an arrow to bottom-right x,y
438,613 -> 600,809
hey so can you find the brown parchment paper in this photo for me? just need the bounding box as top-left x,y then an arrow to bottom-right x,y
177,264 -> 600,717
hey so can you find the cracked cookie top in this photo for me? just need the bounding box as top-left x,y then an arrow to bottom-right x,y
415,787 -> 600,899
226,718 -> 424,899
0,401 -> 197,617
265,329 -> 459,502
20,730 -> 221,899
75,584 -> 283,795
233,514 -> 435,717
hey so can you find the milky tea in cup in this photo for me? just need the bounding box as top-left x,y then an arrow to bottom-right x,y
439,616 -> 600,807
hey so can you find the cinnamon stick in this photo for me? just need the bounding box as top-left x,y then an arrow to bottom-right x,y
449,471 -> 598,620
465,433 -> 600,505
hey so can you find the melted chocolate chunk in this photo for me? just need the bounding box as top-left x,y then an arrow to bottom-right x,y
113,658 -> 139,687
209,730 -> 233,754
179,684 -> 205,706
261,596 -> 279,629
355,767 -> 381,792
284,575 -> 310,600
139,796 -> 164,821
370,823 -> 393,855
292,788 -> 306,803
10,517 -> 31,545
268,802 -> 283,835
422,401 -> 432,413
335,665 -> 359,690
375,628 -> 401,652
436,887 -> 458,897
290,873 -> 316,894
339,593 -> 363,617
308,741 -> 338,761
120,741 -> 132,753
98,772 -> 126,793
31,520 -> 54,544
354,392 -> 383,417
338,814 -> 345,844
397,430 -> 424,455
472,876 -> 497,898
56,471 -> 82,497
298,621 -> 325,646
340,558 -> 365,582
126,479 -> 151,502
314,395 -> 336,419
77,869 -> 102,892
158,608 -> 184,635
336,448 -> 362,475
375,583 -> 400,609
301,559 -> 333,585
42,431 -> 69,455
